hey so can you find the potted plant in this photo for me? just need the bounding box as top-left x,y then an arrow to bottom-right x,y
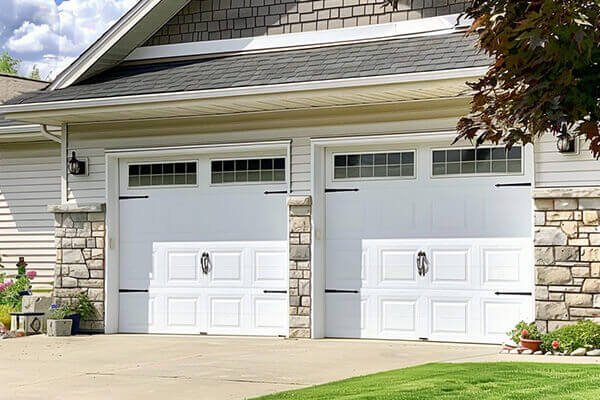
46,304 -> 73,337
508,321 -> 543,352
66,292 -> 96,335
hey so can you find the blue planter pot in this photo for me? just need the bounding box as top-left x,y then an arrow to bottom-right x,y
66,314 -> 81,335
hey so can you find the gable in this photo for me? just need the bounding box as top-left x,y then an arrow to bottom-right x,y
145,0 -> 470,45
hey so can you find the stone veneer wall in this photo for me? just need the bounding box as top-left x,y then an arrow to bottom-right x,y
288,196 -> 312,338
145,0 -> 470,45
534,188 -> 600,333
48,204 -> 106,332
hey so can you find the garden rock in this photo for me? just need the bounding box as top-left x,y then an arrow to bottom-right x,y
47,319 -> 72,337
586,349 -> 600,356
521,349 -> 533,355
533,351 -> 544,355
0,322 -> 5,333
571,348 -> 587,356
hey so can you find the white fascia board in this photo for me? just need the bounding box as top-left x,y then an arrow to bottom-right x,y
49,0 -> 176,91
127,14 -> 469,61
0,67 -> 487,116
0,124 -> 61,142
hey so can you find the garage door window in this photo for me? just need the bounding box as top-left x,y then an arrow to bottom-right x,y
128,161 -> 197,187
211,157 -> 286,184
432,146 -> 522,176
333,151 -> 415,180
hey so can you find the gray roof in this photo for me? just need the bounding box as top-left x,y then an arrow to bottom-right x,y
8,32 -> 488,105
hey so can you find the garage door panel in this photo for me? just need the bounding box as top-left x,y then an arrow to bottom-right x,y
430,299 -> 470,337
378,297 -> 419,338
253,296 -> 287,330
167,297 -> 200,327
379,249 -> 418,285
324,143 -> 533,343
119,293 -> 155,333
209,251 -> 244,286
118,154 -> 288,337
429,247 -> 471,289
166,251 -> 200,284
254,250 -> 288,286
482,298 -> 531,342
325,293 -> 366,338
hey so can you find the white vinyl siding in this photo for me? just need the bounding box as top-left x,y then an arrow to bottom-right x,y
65,109 -> 600,204
0,142 -> 60,289
534,135 -> 600,188
66,113 -> 462,202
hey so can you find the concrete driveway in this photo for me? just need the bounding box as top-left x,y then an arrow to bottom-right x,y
0,335 -> 498,400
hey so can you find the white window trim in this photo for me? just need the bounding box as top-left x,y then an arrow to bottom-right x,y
126,160 -> 199,189
331,149 -> 417,182
209,155 -> 287,187
430,145 -> 525,179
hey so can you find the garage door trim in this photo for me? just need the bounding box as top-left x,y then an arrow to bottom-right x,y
104,141 -> 291,334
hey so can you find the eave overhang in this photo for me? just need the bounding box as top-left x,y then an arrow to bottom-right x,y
0,67 -> 485,126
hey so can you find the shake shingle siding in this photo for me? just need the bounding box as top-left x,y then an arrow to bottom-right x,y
145,0 -> 471,44
9,33 -> 487,105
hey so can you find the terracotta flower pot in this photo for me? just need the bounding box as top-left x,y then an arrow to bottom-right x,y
520,337 -> 543,352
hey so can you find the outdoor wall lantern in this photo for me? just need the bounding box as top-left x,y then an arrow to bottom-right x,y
556,124 -> 576,154
67,151 -> 86,175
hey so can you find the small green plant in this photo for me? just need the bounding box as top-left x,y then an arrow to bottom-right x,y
541,320 -> 600,353
508,321 -> 542,344
70,292 -> 96,320
47,304 -> 71,320
0,304 -> 14,330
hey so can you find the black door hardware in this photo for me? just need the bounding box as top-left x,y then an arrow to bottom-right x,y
325,289 -> 359,293
495,292 -> 532,296
201,252 -> 212,275
119,195 -> 150,200
264,190 -> 288,195
495,183 -> 532,188
325,188 -> 359,193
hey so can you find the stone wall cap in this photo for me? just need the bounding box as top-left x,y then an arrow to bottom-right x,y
534,187 -> 600,199
288,196 -> 312,206
47,203 -> 106,213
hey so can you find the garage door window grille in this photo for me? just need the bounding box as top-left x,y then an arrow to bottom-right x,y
432,146 -> 522,176
333,151 -> 415,180
128,161 -> 197,187
211,157 -> 286,184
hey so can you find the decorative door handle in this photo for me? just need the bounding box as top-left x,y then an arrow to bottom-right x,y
201,252 -> 212,275
416,251 -> 429,277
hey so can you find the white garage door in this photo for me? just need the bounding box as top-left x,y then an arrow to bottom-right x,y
325,142 -> 534,343
118,152 -> 288,336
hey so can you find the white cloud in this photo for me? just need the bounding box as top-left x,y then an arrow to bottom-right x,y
1,0 -> 137,80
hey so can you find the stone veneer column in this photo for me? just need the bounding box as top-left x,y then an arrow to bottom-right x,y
48,203 -> 106,332
534,188 -> 600,333
288,196 -> 312,338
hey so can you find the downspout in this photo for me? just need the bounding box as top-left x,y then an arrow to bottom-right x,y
40,124 -> 62,143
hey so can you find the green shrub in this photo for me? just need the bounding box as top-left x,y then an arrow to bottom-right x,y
47,305 -> 71,320
70,292 -> 96,320
541,320 -> 600,353
0,304 -> 14,330
508,321 -> 542,344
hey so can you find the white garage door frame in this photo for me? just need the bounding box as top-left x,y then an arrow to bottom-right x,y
310,131 -> 535,341
104,140 -> 291,334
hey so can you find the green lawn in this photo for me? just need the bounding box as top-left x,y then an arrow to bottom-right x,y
254,363 -> 600,400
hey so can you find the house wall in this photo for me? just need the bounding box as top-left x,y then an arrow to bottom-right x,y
64,100 -> 468,203
144,0 -> 470,45
0,142 -> 60,289
535,135 -> 600,188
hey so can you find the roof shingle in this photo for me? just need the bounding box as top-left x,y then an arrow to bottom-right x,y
8,32 -> 488,105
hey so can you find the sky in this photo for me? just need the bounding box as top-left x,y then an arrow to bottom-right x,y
1,0 -> 138,81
